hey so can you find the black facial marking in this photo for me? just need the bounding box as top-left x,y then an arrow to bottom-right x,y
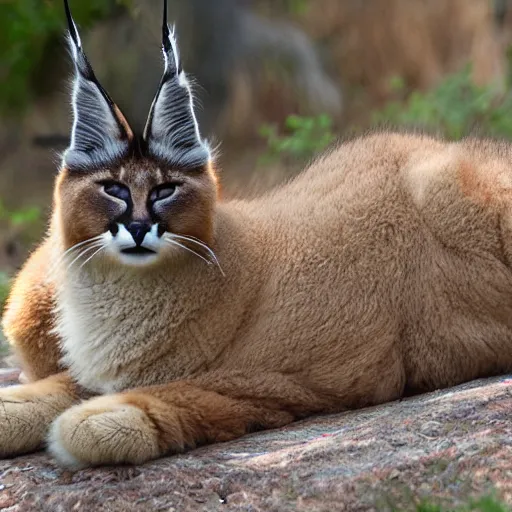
149,184 -> 177,203
98,179 -> 133,227
108,222 -> 119,236
102,181 -> 131,203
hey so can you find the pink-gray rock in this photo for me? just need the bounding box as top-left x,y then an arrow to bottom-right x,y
0,370 -> 511,511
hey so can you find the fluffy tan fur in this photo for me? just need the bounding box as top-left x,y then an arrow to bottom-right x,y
2,132 -> 512,468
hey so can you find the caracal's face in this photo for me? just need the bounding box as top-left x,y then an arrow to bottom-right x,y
56,159 -> 217,268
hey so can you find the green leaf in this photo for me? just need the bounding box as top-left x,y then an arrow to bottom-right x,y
10,206 -> 41,226
258,114 -> 335,164
0,271 -> 10,310
389,75 -> 406,92
373,64 -> 512,140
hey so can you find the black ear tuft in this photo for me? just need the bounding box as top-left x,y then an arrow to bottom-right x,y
62,0 -> 133,172
143,0 -> 211,170
64,0 -> 80,49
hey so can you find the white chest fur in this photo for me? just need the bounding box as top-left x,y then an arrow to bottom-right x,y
53,267 -> 177,393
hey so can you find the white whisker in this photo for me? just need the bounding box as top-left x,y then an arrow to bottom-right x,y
169,234 -> 222,266
62,235 -> 104,258
164,238 -> 213,268
66,242 -> 105,272
78,245 -> 106,270
164,233 -> 225,276
49,234 -> 104,276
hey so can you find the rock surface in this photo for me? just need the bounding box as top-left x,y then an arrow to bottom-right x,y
0,370 -> 511,511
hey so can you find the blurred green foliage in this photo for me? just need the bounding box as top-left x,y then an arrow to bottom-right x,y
259,0 -> 310,15
285,0 -> 310,15
415,495 -> 509,512
374,66 -> 512,140
0,200 -> 40,228
259,114 -> 335,164
0,200 -> 42,312
0,272 -> 10,313
0,0 -> 129,114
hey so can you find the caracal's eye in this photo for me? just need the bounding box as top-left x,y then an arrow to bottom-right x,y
149,184 -> 177,203
100,181 -> 131,202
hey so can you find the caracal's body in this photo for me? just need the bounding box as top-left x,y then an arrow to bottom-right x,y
1,0 -> 512,469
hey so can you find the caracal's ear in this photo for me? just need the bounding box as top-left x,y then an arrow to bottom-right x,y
143,0 -> 211,170
62,0 -> 133,172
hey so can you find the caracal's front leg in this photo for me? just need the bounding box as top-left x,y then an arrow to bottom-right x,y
49,371 -> 329,468
0,372 -> 79,457
2,240 -> 63,382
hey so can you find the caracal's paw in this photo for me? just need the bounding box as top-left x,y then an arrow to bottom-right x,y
48,396 -> 162,469
0,386 -> 60,457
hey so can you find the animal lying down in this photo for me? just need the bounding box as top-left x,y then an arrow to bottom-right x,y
2,0 -> 512,469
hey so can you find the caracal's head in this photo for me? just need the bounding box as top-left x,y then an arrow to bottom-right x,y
55,0 -> 218,269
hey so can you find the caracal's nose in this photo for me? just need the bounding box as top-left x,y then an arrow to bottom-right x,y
127,222 -> 151,246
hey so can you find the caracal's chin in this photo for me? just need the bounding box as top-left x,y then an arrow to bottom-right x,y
114,250 -> 162,268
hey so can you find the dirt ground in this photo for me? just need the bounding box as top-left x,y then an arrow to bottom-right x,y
0,369 -> 511,511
